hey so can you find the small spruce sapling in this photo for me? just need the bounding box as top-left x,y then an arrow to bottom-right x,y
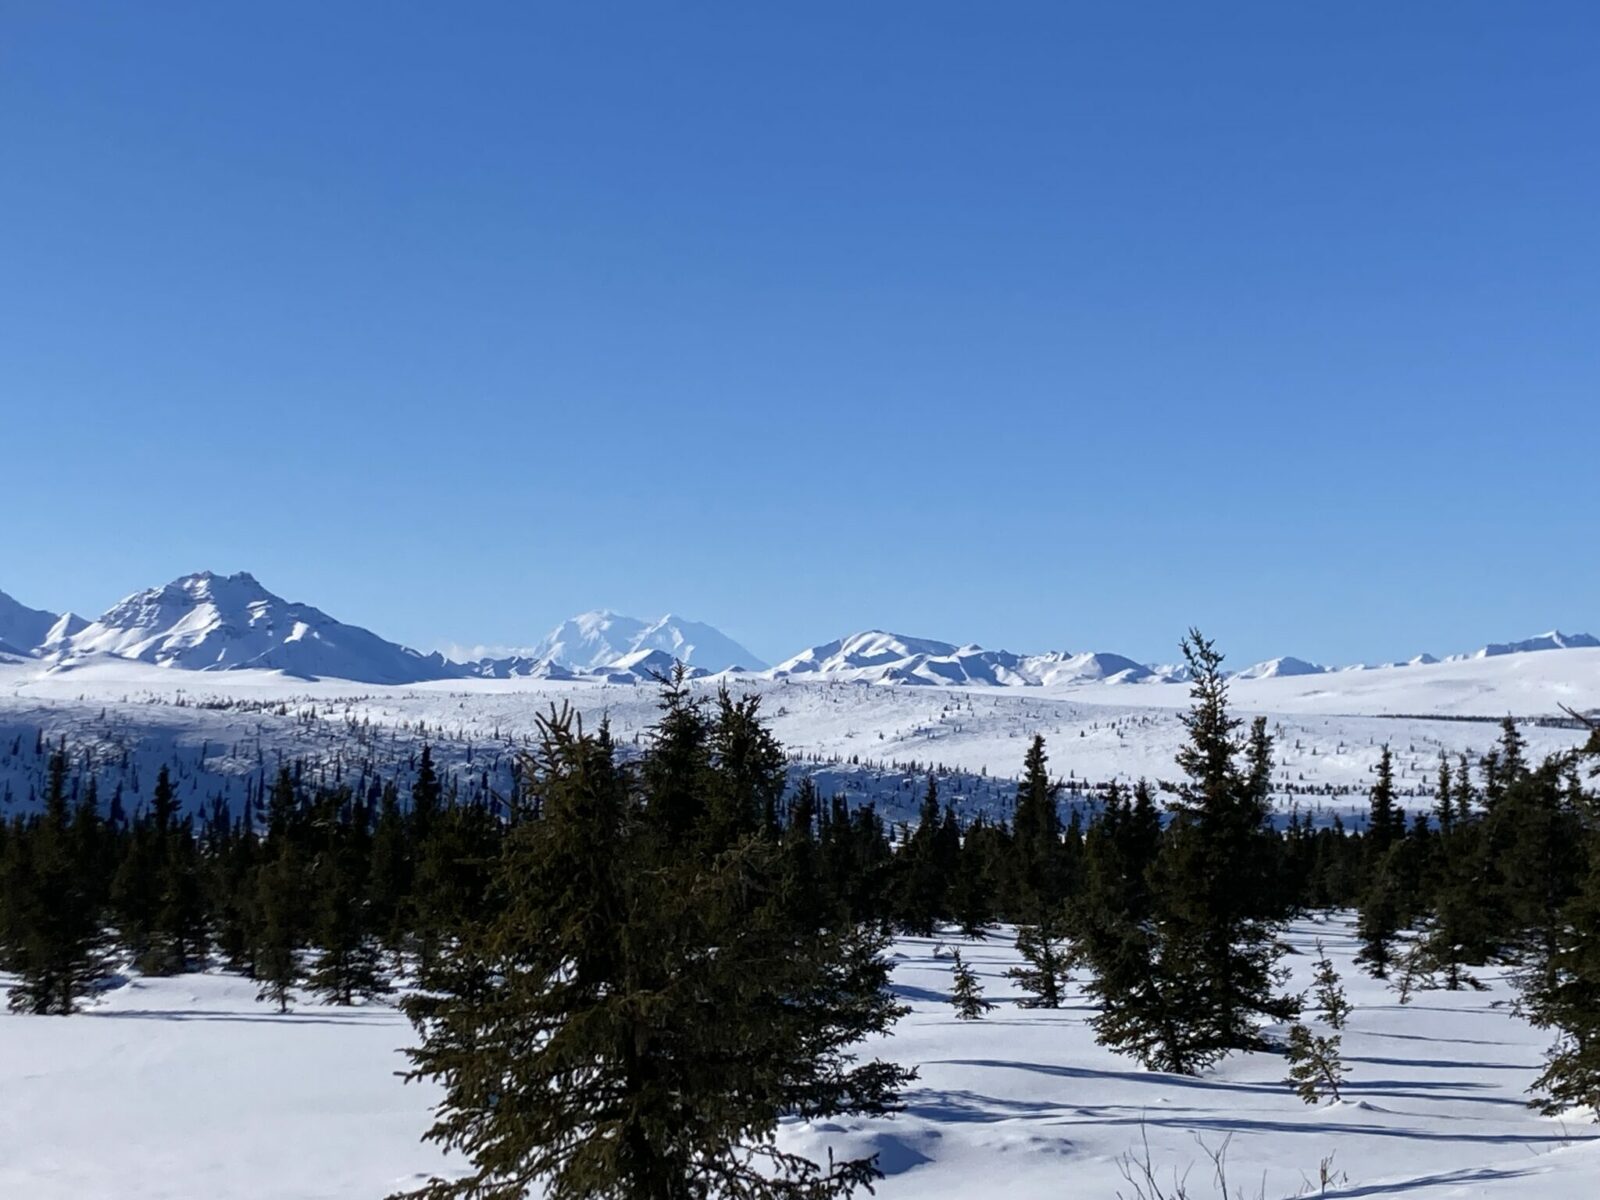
1394,938 -> 1431,1006
950,950 -> 994,1020
1310,940 -> 1352,1030
1285,1022 -> 1348,1105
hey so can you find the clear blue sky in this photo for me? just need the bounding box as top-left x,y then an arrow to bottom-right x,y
3,2 -> 1596,667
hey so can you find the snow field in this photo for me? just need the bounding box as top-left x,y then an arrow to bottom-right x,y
2,915 -> 1595,1199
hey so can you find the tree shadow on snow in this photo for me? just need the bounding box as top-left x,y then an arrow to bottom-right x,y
93,1008 -> 396,1027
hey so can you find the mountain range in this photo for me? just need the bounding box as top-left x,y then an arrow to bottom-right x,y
0,571 -> 1593,689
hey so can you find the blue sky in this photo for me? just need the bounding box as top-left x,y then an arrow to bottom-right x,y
3,2 -> 1596,667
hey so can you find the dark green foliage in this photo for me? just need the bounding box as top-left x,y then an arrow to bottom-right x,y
1007,909 -> 1072,1008
950,949 -> 993,1020
1524,722 -> 1600,1117
1310,940 -> 1351,1030
1527,864 -> 1600,1115
1355,844 -> 1403,979
305,789 -> 391,1005
892,776 -> 954,935
1103,632 -> 1296,1069
949,814 -> 1004,938
1285,1022 -> 1347,1104
1009,735 -> 1065,920
397,694 -> 914,1200
254,835 -> 303,1013
0,749 -> 111,1014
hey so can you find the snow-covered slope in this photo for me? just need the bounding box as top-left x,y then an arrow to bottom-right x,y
3,915 -> 1596,1200
49,572 -> 458,685
0,588 -> 84,656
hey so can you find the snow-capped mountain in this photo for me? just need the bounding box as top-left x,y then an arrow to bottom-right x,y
515,610 -> 766,673
48,571 -> 457,685
6,570 -> 1594,693
0,588 -> 85,658
769,631 -> 1167,688
1235,655 -> 1329,680
1463,630 -> 1600,659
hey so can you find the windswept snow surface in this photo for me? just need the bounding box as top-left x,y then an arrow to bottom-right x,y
1,916 -> 1596,1199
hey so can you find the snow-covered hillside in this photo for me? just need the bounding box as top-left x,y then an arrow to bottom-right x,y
1,647 -> 1594,829
3,915 -> 1594,1200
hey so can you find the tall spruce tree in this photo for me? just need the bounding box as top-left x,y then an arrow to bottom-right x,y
398,693 -> 913,1200
1074,779 -> 1205,1070
1145,631 -> 1296,1058
1010,735 -> 1063,920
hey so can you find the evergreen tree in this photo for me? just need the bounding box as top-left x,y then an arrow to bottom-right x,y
1007,909 -> 1072,1008
398,697 -> 913,1200
1355,843 -> 1403,979
949,814 -> 1002,939
1,750 -> 110,1014
306,789 -> 390,1005
892,776 -> 949,936
1524,717 -> 1600,1116
950,949 -> 994,1020
1009,735 -> 1063,919
1285,1023 -> 1348,1104
1142,631 -> 1296,1060
254,836 -> 303,1013
1364,747 -> 1402,865
1310,940 -> 1351,1030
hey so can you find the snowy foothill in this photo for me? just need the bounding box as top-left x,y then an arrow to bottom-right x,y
1,648 -> 1595,828
1,915 -> 1595,1199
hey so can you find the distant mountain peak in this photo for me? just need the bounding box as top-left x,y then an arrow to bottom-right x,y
0,588 -> 83,658
1235,655 -> 1329,680
48,570 -> 455,685
518,611 -> 766,673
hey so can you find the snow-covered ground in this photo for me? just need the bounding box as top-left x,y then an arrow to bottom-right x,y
2,652 -> 1594,826
2,915 -> 1595,1199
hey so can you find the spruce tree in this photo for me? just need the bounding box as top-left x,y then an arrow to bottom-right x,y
1143,631 -> 1296,1060
1010,735 -> 1063,920
949,814 -> 1001,939
1007,908 -> 1072,1008
1525,718 -> 1600,1116
1285,1023 -> 1348,1105
950,948 -> 994,1020
254,836 -> 303,1013
398,698 -> 913,1200
893,776 -> 948,936
1310,940 -> 1351,1030
306,790 -> 390,1005
1355,843 -> 1403,979
1074,779 -> 1216,1072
